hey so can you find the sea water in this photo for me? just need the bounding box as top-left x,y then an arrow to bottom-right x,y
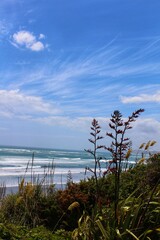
0,145 -> 136,189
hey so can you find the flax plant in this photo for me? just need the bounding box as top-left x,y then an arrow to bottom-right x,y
85,119 -> 104,203
105,109 -> 144,227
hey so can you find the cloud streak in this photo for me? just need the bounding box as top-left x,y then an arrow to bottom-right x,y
10,42 -> 160,92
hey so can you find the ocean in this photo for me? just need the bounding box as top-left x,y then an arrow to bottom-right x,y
0,145 -> 136,190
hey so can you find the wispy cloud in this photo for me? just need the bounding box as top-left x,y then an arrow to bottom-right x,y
2,39 -> 160,119
15,38 -> 160,81
11,30 -> 47,51
12,45 -> 155,89
6,38 -> 160,84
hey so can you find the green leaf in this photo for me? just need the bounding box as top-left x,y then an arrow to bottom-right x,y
149,201 -> 160,205
126,229 -> 139,240
95,219 -> 109,240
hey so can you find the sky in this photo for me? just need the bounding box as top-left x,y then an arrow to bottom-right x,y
0,0 -> 160,150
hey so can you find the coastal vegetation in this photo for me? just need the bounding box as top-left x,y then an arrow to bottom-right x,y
0,109 -> 159,239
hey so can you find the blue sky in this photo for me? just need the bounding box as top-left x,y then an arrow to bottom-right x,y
0,0 -> 160,150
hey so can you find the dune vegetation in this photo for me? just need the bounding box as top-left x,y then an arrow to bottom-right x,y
0,109 -> 159,239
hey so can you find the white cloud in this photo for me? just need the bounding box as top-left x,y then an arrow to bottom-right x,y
121,91 -> 160,104
12,30 -> 46,51
0,89 -> 60,117
13,31 -> 35,45
30,41 -> 44,51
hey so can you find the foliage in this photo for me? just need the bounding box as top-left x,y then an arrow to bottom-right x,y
72,187 -> 160,240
